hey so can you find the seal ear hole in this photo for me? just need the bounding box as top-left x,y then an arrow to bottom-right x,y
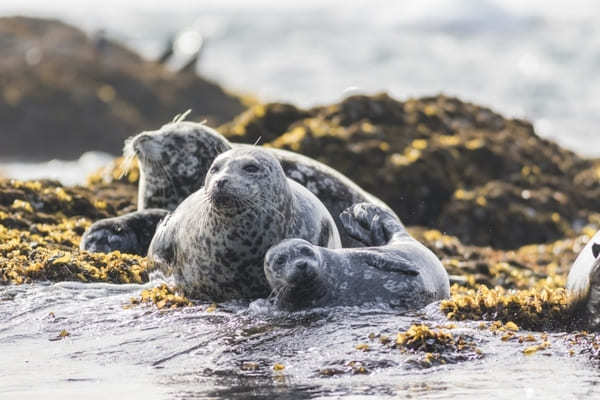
593,243 -> 600,259
243,164 -> 260,173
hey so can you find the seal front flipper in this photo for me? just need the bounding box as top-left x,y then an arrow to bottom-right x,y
80,208 -> 169,256
147,213 -> 176,275
340,203 -> 405,246
357,250 -> 419,276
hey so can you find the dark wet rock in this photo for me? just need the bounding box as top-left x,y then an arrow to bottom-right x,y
219,93 -> 598,249
0,16 -> 245,160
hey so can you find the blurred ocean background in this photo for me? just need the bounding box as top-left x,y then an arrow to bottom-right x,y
1,0 -> 599,183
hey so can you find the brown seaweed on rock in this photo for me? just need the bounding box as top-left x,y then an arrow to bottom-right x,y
0,178 -> 147,285
220,93 -> 597,249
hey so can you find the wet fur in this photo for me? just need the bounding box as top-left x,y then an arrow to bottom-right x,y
265,203 -> 449,311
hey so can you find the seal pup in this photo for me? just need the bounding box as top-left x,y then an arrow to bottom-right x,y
566,232 -> 600,329
148,147 -> 341,301
123,119 -> 397,247
264,203 -> 449,311
80,209 -> 169,255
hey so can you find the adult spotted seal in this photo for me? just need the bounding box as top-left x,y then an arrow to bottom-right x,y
264,203 -> 449,311
566,231 -> 600,329
80,209 -> 168,255
148,147 -> 341,301
117,119 -> 396,248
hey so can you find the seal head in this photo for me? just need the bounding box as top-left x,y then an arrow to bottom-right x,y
124,120 -> 231,211
204,147 -> 289,217
265,239 -> 322,289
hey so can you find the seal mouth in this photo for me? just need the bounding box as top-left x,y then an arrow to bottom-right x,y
209,191 -> 237,208
283,259 -> 318,286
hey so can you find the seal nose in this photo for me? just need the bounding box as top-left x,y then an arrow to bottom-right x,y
133,133 -> 156,156
216,178 -> 228,190
295,261 -> 308,271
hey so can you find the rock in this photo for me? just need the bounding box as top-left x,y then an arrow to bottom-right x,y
0,178 -> 144,285
220,93 -> 598,249
0,16 -> 245,160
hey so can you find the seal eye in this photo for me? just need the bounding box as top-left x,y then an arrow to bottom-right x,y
275,255 -> 287,266
243,164 -> 259,173
113,225 -> 123,233
299,247 -> 313,257
210,165 -> 220,174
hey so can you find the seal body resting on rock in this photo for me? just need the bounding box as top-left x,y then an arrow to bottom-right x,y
147,147 -> 341,301
80,209 -> 168,255
567,231 -> 600,329
264,203 -> 449,311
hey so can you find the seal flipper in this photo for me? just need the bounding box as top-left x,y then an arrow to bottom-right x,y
593,243 -> 600,259
147,213 -> 176,275
361,250 -> 419,276
80,208 -> 169,255
340,203 -> 405,247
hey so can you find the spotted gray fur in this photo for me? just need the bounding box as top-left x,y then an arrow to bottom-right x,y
264,203 -> 450,311
148,147 -> 341,301
124,121 -> 231,211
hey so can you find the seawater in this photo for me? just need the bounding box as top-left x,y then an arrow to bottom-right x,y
0,0 -> 599,165
1,280 -> 600,399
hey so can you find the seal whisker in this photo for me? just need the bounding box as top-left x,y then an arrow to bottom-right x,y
120,136 -> 138,179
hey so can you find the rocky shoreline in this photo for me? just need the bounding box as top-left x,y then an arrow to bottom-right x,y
2,92 -> 598,331
2,17 -> 600,333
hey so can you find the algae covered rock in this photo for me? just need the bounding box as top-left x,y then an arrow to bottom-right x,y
0,178 -> 147,285
220,93 -> 597,249
0,16 -> 245,160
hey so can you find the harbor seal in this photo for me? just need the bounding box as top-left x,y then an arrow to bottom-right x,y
566,231 -> 600,329
80,209 -> 169,255
148,147 -> 341,301
264,203 -> 449,311
124,119 -> 397,247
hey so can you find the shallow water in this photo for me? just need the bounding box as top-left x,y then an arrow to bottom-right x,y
2,280 -> 600,399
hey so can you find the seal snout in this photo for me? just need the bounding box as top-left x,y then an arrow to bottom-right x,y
131,132 -> 163,161
295,260 -> 308,270
215,177 -> 229,190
